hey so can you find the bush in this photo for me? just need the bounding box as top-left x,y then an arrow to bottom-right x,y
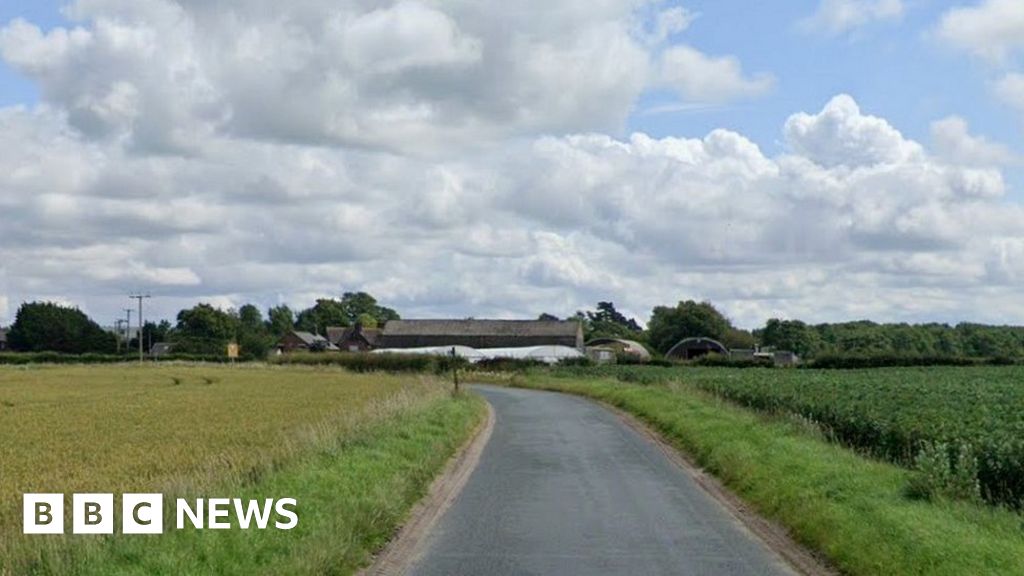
690,354 -> 774,368
804,355 -> 990,369
0,352 -> 129,365
270,352 -> 435,373
469,357 -> 548,372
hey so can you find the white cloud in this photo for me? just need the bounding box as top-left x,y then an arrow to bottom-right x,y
930,115 -> 1016,166
783,94 -> 922,168
0,1 -> 1023,329
936,0 -> 1024,63
994,72 -> 1024,114
659,45 -> 774,103
801,0 -> 904,36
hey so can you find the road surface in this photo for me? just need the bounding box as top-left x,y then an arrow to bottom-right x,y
407,385 -> 797,576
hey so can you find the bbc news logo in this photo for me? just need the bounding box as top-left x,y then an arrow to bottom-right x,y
23,494 -> 298,534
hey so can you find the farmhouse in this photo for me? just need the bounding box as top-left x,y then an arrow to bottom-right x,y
327,323 -> 380,352
0,327 -> 7,351
278,330 -> 338,352
375,319 -> 584,350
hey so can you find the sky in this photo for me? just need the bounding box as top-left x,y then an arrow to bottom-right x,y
1,0 -> 1024,329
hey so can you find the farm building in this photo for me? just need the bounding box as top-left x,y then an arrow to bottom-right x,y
0,327 -> 7,351
665,337 -> 729,360
585,338 -> 652,362
374,319 -> 584,350
327,323 -> 380,352
373,344 -> 585,365
278,330 -> 338,353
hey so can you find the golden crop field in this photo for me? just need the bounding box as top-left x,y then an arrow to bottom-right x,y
0,364 -> 452,573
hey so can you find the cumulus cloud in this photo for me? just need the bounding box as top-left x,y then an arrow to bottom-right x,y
800,0 -> 904,36
936,0 -> 1024,63
0,1 -> 1023,328
783,94 -> 922,168
658,45 -> 775,103
0,0 -> 655,154
930,116 -> 1016,166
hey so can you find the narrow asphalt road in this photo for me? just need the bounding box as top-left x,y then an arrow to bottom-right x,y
406,385 -> 797,576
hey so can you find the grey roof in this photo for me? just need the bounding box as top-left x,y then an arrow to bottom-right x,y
382,319 -> 579,337
150,342 -> 174,356
376,319 -> 582,350
293,331 -> 329,345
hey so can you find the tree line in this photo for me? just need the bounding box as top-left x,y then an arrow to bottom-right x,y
3,292 -> 399,359
5,295 -> 1024,360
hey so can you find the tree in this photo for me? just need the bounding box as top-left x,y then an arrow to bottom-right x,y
237,304 -> 274,359
759,319 -> 821,357
7,302 -> 116,354
721,327 -> 756,350
296,292 -> 400,334
647,300 -> 732,354
537,313 -> 560,321
171,303 -> 240,355
266,305 -> 295,338
131,320 -> 171,353
295,299 -> 349,335
585,301 -> 642,340
339,292 -> 400,326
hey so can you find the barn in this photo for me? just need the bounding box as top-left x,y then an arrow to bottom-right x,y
665,337 -> 729,360
375,319 -> 584,350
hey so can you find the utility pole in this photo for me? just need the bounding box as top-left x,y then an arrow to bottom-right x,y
124,309 -> 133,356
115,319 -> 126,354
129,294 -> 151,363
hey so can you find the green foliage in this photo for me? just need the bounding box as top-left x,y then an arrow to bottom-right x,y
584,301 -> 642,340
170,303 -> 239,355
759,319 -> 821,357
679,365 -> 1024,508
271,352 -> 435,372
907,443 -> 981,504
647,300 -> 732,353
295,292 -> 400,335
266,305 -> 295,337
7,302 -> 116,354
758,320 -> 1024,359
689,354 -> 773,368
804,354 -> 1020,369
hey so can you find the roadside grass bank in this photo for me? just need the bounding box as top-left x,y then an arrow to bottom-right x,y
498,373 -> 1024,576
0,365 -> 484,575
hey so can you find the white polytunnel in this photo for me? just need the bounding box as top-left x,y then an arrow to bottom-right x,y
371,345 -> 584,364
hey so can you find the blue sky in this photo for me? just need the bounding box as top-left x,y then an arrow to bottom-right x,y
2,0 -> 1024,327
631,2 -> 1024,195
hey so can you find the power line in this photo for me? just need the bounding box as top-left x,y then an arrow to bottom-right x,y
129,293 -> 150,360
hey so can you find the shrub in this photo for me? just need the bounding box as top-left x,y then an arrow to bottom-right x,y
270,352 -> 434,373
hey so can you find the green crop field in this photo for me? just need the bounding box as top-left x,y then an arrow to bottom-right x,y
0,364 -> 483,575
550,365 -> 1024,508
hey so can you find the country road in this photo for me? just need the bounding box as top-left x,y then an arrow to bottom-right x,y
406,385 -> 798,576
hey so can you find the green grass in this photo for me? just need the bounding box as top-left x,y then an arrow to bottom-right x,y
506,373 -> 1024,576
0,365 -> 484,575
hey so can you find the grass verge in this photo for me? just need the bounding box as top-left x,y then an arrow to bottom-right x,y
505,373 -> 1024,576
